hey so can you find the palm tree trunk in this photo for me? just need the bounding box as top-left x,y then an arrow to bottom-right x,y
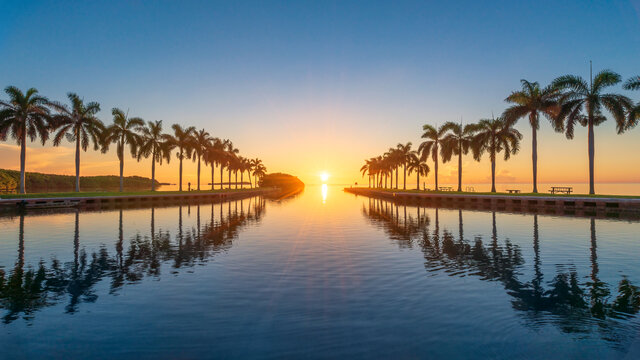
220,165 -> 224,190
588,119 -> 595,195
19,131 -> 26,194
240,171 -> 244,189
119,150 -> 124,193
179,151 -> 183,192
178,158 -> 182,191
197,154 -> 201,191
151,152 -> 156,191
211,164 -> 214,191
235,171 -> 238,189
395,167 -> 398,189
491,157 -> 496,193
532,125 -> 538,193
434,151 -> 439,191
403,164 -> 407,190
457,149 -> 462,192
416,171 -> 420,191
75,136 -> 81,192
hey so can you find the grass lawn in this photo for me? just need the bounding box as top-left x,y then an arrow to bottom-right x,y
347,187 -> 640,199
0,188 -> 262,200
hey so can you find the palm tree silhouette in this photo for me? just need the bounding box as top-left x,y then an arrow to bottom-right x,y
406,151 -> 429,190
239,156 -> 251,189
204,138 -> 227,190
137,120 -> 174,191
471,117 -> 522,192
192,128 -> 213,191
441,121 -> 476,192
552,68 -> 633,194
395,142 -> 412,190
0,86 -> 51,194
623,76 -> 640,129
225,141 -> 239,189
169,124 -> 195,191
48,93 -> 104,192
386,147 -> 403,189
252,161 -> 266,187
419,124 -> 447,191
250,158 -> 263,188
502,80 -> 561,193
101,108 -> 144,192
360,158 -> 373,187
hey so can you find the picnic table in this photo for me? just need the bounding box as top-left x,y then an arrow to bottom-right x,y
506,189 -> 521,194
549,186 -> 573,195
438,186 -> 454,192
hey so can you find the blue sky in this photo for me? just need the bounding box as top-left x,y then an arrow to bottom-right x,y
1,1 -> 639,185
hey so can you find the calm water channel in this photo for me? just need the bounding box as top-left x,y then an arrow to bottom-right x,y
1,185 -> 640,359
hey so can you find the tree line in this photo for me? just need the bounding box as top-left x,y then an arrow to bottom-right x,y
361,69 -> 640,194
0,87 -> 267,194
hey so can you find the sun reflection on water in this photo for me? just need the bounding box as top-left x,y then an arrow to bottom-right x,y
321,183 -> 328,204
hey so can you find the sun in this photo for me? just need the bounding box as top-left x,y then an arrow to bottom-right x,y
320,172 -> 330,183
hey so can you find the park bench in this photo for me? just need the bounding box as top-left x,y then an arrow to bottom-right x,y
506,189 -> 521,194
549,186 -> 573,195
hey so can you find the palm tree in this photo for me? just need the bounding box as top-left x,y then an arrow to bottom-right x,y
227,155 -> 240,189
249,158 -> 263,188
137,120 -> 174,191
385,147 -> 402,189
360,159 -> 373,187
205,138 -> 227,190
418,124 -> 447,191
192,128 -> 213,191
552,68 -> 633,194
49,93 -> 104,192
169,124 -> 195,191
225,141 -> 239,189
101,108 -> 144,192
0,86 -> 51,194
395,142 -> 412,190
252,162 -> 266,187
407,151 -> 430,190
441,122 -> 476,192
502,80 -> 562,193
471,117 -> 522,193
623,76 -> 640,128
239,157 -> 251,189
373,155 -> 383,188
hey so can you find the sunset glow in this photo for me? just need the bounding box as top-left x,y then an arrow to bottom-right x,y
2,2 -> 640,358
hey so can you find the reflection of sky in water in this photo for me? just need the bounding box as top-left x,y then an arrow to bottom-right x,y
1,185 -> 640,358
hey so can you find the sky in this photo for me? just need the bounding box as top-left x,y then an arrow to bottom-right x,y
1,0 -> 640,187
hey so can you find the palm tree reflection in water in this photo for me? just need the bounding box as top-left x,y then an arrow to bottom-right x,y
362,199 -> 640,344
0,196 -> 266,323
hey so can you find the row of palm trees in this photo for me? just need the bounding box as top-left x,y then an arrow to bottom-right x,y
361,68 -> 640,194
0,86 -> 267,194
361,119 -> 521,193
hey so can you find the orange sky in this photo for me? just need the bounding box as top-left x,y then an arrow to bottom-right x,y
1,115 -> 638,188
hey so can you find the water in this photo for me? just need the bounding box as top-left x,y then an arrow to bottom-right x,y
1,185 -> 640,359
